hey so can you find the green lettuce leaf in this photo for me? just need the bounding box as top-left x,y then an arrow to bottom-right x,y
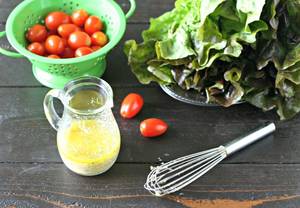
124,0 -> 300,120
124,40 -> 163,84
155,26 -> 195,60
206,67 -> 244,107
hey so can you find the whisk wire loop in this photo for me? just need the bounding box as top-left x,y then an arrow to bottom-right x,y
144,123 -> 276,196
144,146 -> 227,196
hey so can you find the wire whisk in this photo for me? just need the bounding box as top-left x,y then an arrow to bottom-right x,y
144,123 -> 276,196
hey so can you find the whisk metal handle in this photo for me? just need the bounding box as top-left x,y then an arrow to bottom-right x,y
223,122 -> 276,156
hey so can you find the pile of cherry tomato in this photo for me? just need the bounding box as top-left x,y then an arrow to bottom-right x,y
26,10 -> 108,59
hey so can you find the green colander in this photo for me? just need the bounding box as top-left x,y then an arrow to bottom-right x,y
0,0 -> 136,89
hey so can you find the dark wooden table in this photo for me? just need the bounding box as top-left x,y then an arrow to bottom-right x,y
1,0 -> 300,207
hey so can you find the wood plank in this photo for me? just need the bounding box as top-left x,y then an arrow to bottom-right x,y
0,163 -> 299,207
0,87 -> 299,164
0,23 -> 149,87
0,0 -> 174,24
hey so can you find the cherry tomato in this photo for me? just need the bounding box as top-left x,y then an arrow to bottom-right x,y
67,16 -> 72,23
75,47 -> 93,57
58,24 -> 80,39
140,118 -> 168,138
61,38 -> 68,47
45,35 -> 65,55
27,42 -> 45,56
71,9 -> 89,27
48,30 -> 58,36
68,31 -> 91,49
91,31 -> 108,46
48,54 -> 60,59
61,47 -> 75,58
91,45 -> 101,51
45,11 -> 71,31
26,24 -> 47,43
120,93 -> 144,119
84,16 -> 103,35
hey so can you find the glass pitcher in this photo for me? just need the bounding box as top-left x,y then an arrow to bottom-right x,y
44,76 -> 121,176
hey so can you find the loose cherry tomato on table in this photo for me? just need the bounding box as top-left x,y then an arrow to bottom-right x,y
48,54 -> 60,59
45,35 -> 65,55
27,42 -> 45,56
71,9 -> 89,27
120,93 -> 144,119
61,47 -> 75,58
91,31 -> 108,46
140,118 -> 168,138
45,11 -> 71,31
58,24 -> 80,39
68,31 -> 91,49
75,47 -> 93,57
26,24 -> 47,43
84,16 -> 103,35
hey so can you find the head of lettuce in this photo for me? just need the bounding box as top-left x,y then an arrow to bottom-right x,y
124,0 -> 300,120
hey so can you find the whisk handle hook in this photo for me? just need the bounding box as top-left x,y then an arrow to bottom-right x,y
223,122 -> 276,156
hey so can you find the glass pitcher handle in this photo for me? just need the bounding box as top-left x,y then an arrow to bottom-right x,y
43,89 -> 64,131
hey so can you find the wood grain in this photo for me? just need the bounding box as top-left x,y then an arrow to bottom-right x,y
0,163 -> 299,207
1,0 -> 300,207
0,87 -> 299,164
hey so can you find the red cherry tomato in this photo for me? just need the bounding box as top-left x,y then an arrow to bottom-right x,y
91,31 -> 108,46
71,9 -> 89,27
61,47 -> 75,58
27,42 -> 45,56
61,38 -> 68,47
48,30 -> 58,36
58,24 -> 80,39
45,35 -> 65,55
48,54 -> 60,59
84,16 -> 103,35
68,31 -> 91,49
91,45 -> 101,51
45,11 -> 71,31
75,47 -> 93,57
67,15 -> 72,23
120,93 -> 144,119
26,24 -> 47,43
140,118 -> 168,138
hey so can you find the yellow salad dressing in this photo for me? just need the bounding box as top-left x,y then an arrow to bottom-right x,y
57,90 -> 121,176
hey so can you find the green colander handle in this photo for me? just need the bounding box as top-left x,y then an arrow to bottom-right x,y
0,31 -> 24,58
124,0 -> 136,20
